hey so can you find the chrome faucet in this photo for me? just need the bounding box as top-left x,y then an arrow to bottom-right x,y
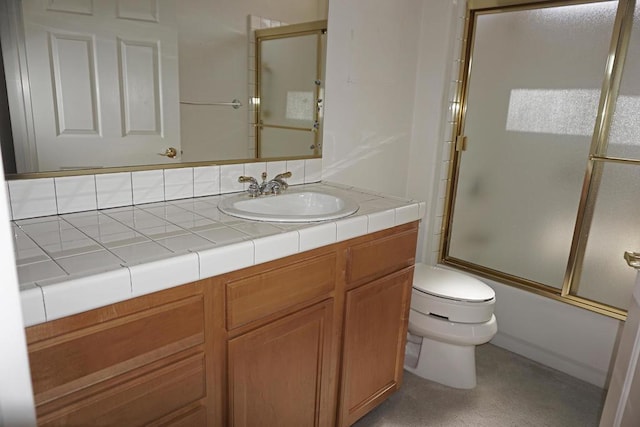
238,175 -> 260,197
238,171 -> 292,197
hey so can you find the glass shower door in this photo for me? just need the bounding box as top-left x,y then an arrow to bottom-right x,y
572,2 -> 640,310
257,25 -> 326,158
446,2 -> 619,289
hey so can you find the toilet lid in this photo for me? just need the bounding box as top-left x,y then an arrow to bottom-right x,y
413,264 -> 495,303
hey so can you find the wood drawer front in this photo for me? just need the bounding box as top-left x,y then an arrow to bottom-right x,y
226,253 -> 336,330
346,228 -> 417,288
29,296 -> 205,401
39,353 -> 206,427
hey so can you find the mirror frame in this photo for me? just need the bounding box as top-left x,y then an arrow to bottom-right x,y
1,2 -> 323,181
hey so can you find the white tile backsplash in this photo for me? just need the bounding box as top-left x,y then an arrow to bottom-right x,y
244,162 -> 267,184
132,170 -> 165,204
55,175 -> 97,214
286,160 -> 305,185
304,159 -> 322,183
9,178 -> 57,220
220,164 -> 245,194
7,160 -> 325,220
193,166 -> 220,197
164,168 -> 194,200
266,161 -> 286,178
96,172 -> 133,209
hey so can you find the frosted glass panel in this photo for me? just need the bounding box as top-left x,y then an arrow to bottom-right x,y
260,34 -> 317,128
608,4 -> 640,160
259,127 -> 315,158
448,2 -> 618,287
574,163 -> 640,310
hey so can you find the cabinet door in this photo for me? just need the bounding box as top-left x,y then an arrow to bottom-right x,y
228,299 -> 335,427
339,268 -> 413,426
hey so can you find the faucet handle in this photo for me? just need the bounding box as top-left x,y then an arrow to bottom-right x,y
238,175 -> 257,184
274,171 -> 292,180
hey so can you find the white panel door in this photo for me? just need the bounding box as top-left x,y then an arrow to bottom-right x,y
21,0 -> 180,171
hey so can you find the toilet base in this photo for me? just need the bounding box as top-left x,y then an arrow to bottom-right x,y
404,336 -> 477,389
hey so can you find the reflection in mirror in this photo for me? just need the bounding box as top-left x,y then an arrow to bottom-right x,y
256,21 -> 326,158
0,0 -> 327,176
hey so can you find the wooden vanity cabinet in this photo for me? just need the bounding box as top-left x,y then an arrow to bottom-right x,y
24,221 -> 418,427
25,280 -> 219,427
223,250 -> 341,427
337,227 -> 417,426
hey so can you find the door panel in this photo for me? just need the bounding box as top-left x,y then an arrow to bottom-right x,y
21,0 -> 180,170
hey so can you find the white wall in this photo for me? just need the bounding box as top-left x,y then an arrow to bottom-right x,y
323,0 -> 621,388
0,157 -> 36,424
322,0 -> 423,196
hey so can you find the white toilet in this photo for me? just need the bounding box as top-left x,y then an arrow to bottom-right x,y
404,263 -> 497,389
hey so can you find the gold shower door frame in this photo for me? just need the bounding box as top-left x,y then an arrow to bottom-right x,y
440,0 -> 640,320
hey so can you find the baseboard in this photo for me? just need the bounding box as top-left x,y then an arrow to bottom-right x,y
491,331 -> 609,388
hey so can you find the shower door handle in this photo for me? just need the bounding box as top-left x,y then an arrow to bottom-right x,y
624,251 -> 640,269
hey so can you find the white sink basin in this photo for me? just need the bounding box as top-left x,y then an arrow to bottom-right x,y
218,190 -> 359,222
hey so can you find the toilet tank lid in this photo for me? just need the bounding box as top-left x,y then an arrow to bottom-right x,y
413,264 -> 495,302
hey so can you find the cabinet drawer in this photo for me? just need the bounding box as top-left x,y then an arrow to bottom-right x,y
29,296 -> 205,402
226,253 -> 336,330
346,228 -> 417,288
39,353 -> 206,427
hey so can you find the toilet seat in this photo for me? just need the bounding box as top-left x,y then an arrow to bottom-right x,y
413,264 -> 495,302
409,310 -> 497,346
412,265 -> 495,323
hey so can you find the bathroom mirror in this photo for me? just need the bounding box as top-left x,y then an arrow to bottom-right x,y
0,0 -> 328,176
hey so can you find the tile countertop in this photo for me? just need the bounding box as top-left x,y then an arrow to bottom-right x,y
13,182 -> 425,327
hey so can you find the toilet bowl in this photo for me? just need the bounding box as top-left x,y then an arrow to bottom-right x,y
404,264 -> 497,389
